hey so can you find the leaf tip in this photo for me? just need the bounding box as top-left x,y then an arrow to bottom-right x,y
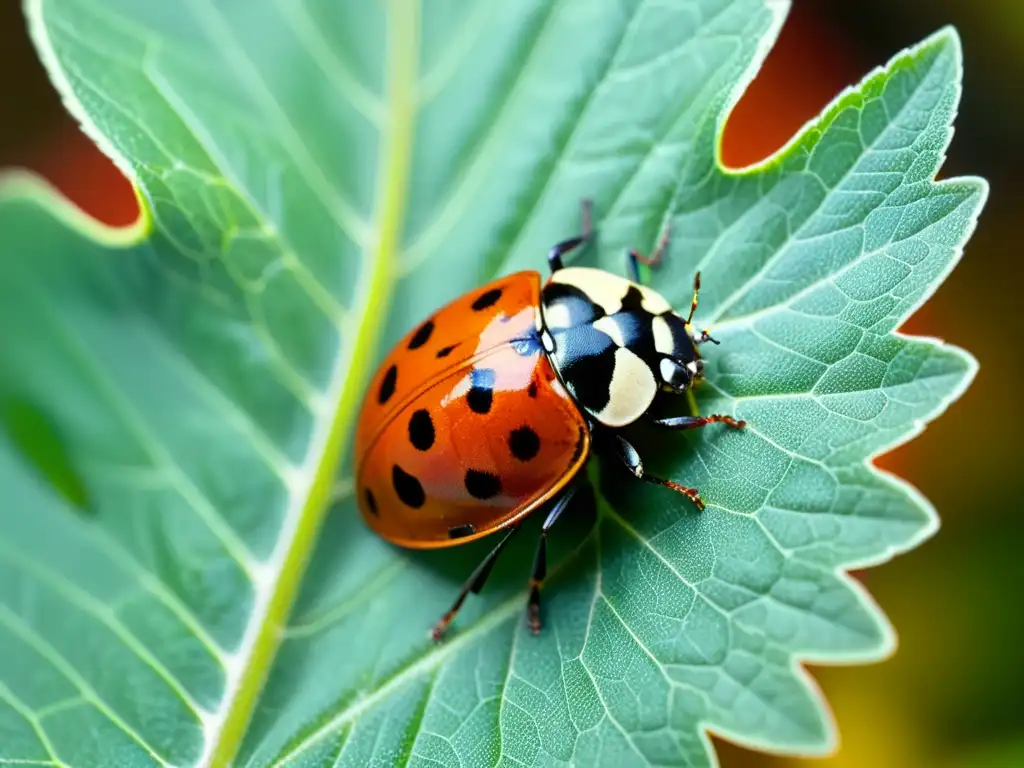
937,343 -> 981,414
923,23 -> 965,59
897,24 -> 965,84
952,173 -> 993,239
790,668 -> 843,757
951,342 -> 981,384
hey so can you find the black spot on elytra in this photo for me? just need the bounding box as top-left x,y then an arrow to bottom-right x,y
436,344 -> 458,359
408,320 -> 434,350
408,409 -> 435,451
364,489 -> 378,516
508,426 -> 541,462
471,287 -> 503,311
378,364 -> 397,404
448,523 -> 475,539
465,469 -> 501,500
527,379 -> 538,398
467,368 -> 496,414
392,464 -> 425,508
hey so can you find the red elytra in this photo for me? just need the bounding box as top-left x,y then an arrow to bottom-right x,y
354,271 -> 589,549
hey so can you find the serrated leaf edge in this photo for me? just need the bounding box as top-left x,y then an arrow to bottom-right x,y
698,21 -> 988,763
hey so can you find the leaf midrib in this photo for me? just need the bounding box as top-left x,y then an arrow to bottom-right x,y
198,2 -> 420,765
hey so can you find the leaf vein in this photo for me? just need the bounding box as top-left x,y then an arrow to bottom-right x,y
0,541 -> 212,723
0,680 -> 65,768
269,0 -> 385,125
0,603 -> 170,766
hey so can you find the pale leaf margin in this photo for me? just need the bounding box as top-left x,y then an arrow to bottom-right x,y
0,1 -> 988,766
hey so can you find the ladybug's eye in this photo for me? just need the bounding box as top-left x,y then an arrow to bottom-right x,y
658,357 -> 704,391
659,358 -> 692,390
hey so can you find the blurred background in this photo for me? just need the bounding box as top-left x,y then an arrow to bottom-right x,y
1,2 -> 1019,767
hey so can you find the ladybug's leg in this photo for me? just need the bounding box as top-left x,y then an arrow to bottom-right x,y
648,414 -> 746,430
431,524 -> 520,642
627,220 -> 671,283
547,199 -> 593,273
605,431 -> 707,511
526,483 -> 584,635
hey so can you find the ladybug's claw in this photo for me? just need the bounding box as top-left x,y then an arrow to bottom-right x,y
528,585 -> 544,634
430,606 -> 460,643
694,328 -> 720,346
527,605 -> 542,636
640,220 -> 672,267
712,414 -> 746,430
430,621 -> 450,644
664,480 -> 706,512
627,222 -> 672,283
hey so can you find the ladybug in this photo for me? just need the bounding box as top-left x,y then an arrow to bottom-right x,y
354,201 -> 745,640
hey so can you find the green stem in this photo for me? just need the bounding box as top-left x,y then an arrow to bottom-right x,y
206,2 -> 419,765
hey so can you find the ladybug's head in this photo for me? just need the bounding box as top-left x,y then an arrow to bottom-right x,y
653,272 -> 718,394
540,266 -> 720,428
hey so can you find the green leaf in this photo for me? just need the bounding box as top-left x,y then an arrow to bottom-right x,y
0,0 -> 986,766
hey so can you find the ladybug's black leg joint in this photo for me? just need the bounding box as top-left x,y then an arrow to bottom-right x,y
648,414 -> 746,431
627,220 -> 671,283
431,524 -> 520,642
692,328 -> 720,346
605,431 -> 707,512
547,199 -> 594,274
526,483 -> 583,635
548,236 -> 586,273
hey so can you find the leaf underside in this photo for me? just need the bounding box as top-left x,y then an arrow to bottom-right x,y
0,1 -> 985,767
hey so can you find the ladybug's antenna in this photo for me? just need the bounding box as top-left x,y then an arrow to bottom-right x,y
687,271 -> 720,346
685,271 -> 701,325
